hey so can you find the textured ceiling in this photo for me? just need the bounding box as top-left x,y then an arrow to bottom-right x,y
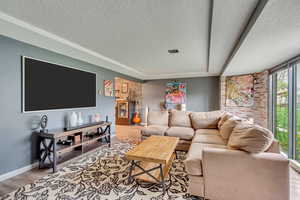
0,0 -> 298,79
209,0 -> 258,74
224,0 -> 300,75
0,0 -> 211,79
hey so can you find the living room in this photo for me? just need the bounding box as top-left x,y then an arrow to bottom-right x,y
0,1 -> 299,200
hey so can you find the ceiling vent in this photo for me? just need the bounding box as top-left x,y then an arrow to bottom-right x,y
168,49 -> 179,54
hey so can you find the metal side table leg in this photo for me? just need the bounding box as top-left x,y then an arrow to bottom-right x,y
127,160 -> 134,184
52,138 -> 57,173
159,164 -> 165,195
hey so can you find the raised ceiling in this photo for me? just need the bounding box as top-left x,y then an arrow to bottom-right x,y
0,0 -> 299,79
224,0 -> 300,75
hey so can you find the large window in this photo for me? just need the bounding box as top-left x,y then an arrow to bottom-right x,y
296,64 -> 300,162
274,69 -> 289,154
270,61 -> 300,162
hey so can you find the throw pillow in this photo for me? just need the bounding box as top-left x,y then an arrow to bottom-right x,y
219,116 -> 243,142
228,121 -> 274,153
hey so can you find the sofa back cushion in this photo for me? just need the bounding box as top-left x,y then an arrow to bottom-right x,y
147,111 -> 169,126
228,122 -> 274,153
169,110 -> 192,127
190,110 -> 224,129
219,116 -> 243,142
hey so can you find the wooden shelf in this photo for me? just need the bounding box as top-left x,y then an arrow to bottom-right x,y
82,133 -> 109,145
57,142 -> 82,154
56,133 -> 109,155
38,121 -> 111,173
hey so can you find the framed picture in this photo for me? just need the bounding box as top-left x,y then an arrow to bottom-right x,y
104,80 -> 114,97
165,82 -> 186,107
226,74 -> 254,107
122,83 -> 128,93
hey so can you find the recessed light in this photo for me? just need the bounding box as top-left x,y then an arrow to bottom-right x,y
168,49 -> 179,54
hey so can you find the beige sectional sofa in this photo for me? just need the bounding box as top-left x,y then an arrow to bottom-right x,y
141,110 -> 289,200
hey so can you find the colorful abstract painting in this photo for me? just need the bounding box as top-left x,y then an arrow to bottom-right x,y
104,80 -> 113,97
165,82 -> 186,107
226,75 -> 254,107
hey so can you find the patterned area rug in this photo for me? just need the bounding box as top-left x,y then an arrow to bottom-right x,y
2,143 -> 200,200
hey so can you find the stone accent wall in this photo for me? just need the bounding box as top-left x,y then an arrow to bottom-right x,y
220,71 -> 269,128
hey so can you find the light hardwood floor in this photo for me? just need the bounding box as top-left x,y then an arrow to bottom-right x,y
0,125 -> 299,199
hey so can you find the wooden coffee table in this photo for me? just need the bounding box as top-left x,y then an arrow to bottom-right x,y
125,135 -> 179,194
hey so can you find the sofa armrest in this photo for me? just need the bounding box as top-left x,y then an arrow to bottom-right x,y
202,148 -> 289,200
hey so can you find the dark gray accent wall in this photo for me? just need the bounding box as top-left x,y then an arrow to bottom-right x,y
142,77 -> 220,112
0,35 -> 141,176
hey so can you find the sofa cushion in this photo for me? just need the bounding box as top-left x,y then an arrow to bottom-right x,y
141,125 -> 169,136
195,129 -> 220,136
147,111 -> 169,126
218,112 -> 234,129
228,122 -> 274,153
190,110 -> 224,129
184,143 -> 227,176
192,133 -> 226,145
169,110 -> 192,127
166,127 -> 195,140
219,116 -> 243,141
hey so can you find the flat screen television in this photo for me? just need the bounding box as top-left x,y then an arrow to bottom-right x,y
22,57 -> 96,112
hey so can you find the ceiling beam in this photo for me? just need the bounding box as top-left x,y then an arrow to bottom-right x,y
220,0 -> 269,75
207,0 -> 214,72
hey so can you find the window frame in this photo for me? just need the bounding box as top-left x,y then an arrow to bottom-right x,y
269,60 -> 300,161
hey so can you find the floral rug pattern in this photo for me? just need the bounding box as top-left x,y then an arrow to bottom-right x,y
2,143 -> 200,200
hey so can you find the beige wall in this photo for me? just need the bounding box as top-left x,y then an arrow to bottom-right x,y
220,71 -> 269,128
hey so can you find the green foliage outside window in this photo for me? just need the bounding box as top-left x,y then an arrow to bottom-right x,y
275,105 -> 300,161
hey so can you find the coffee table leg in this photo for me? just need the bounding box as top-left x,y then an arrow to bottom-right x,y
128,160 -> 134,184
159,164 -> 165,195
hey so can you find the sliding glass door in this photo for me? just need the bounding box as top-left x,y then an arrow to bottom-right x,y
271,61 -> 300,163
296,63 -> 300,162
274,69 -> 289,154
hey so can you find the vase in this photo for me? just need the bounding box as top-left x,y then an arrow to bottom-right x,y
77,112 -> 84,125
69,112 -> 77,127
94,113 -> 101,122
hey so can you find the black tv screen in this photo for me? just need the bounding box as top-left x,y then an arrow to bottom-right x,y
23,57 -> 96,112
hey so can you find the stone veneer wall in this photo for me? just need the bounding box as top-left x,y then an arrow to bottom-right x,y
220,70 -> 269,128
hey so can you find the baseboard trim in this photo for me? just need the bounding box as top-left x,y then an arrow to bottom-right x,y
0,162 -> 38,182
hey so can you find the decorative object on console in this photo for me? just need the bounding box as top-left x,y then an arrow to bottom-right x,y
93,113 -> 101,122
226,74 -> 254,107
104,80 -> 114,97
40,115 -> 48,133
69,112 -> 78,127
57,139 -> 72,146
165,81 -> 186,109
72,135 -> 81,144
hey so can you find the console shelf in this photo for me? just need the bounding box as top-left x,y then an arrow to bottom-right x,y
37,121 -> 111,173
